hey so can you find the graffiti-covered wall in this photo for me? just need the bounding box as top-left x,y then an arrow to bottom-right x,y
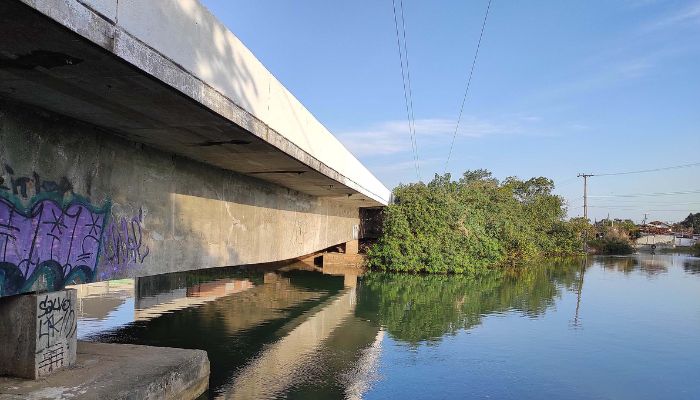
0,101 -> 360,297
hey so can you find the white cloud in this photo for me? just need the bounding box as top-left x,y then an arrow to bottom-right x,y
368,157 -> 445,173
646,1 -> 700,30
336,116 -> 537,157
616,59 -> 654,79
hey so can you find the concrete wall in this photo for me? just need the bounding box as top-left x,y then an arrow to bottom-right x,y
635,235 -> 675,246
675,237 -> 697,247
0,101 -> 360,297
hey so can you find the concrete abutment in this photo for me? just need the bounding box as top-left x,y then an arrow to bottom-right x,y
0,289 -> 77,379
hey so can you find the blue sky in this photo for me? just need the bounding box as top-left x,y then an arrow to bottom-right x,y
201,0 -> 700,223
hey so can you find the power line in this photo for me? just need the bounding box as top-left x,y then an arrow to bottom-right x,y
588,206 -> 699,212
444,0 -> 492,174
591,200 -> 700,206
589,161 -> 700,177
399,0 -> 420,181
568,162 -> 700,219
588,189 -> 700,198
391,0 -> 421,181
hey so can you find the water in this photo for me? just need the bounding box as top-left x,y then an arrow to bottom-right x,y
77,254 -> 700,399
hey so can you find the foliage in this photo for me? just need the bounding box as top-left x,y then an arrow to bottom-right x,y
694,242 -> 700,257
367,170 -> 584,273
588,223 -> 635,254
595,219 -> 640,240
587,236 -> 634,255
588,221 -> 636,255
679,213 -> 700,234
570,217 -> 596,240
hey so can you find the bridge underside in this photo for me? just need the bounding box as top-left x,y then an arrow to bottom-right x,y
0,0 -> 388,382
0,0 -> 383,205
0,0 -> 387,300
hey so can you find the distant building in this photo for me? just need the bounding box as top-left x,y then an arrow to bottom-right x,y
636,220 -> 698,247
639,221 -> 672,235
649,221 -> 672,230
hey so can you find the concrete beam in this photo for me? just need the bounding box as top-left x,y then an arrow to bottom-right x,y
0,0 -> 390,206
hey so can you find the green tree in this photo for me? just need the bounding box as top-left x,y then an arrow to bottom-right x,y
367,170 -> 584,273
680,213 -> 700,234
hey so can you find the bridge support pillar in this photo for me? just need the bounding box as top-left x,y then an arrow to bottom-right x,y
0,289 -> 77,379
344,240 -> 359,255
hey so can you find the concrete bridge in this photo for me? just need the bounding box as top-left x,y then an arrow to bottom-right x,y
0,0 -> 388,385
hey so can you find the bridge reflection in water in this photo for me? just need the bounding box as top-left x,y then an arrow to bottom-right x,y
74,254 -> 700,399
76,261 -> 382,399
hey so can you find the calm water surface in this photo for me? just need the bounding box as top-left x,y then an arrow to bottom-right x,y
77,254 -> 700,399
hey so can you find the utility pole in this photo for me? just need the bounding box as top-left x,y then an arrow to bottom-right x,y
577,173 -> 593,220
577,173 -> 594,254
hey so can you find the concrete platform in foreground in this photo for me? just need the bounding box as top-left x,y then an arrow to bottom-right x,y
0,342 -> 209,400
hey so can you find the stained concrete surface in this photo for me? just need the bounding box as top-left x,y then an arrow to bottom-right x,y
0,101 -> 361,294
0,342 -> 209,400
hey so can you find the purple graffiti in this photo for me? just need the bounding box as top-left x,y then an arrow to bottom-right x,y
0,197 -> 108,295
102,208 -> 149,277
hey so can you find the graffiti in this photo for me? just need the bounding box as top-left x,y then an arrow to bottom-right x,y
37,294 -> 76,346
0,195 -> 109,296
35,291 -> 76,375
38,294 -> 73,318
0,164 -> 151,296
102,207 -> 149,277
0,164 -> 74,199
37,343 -> 65,373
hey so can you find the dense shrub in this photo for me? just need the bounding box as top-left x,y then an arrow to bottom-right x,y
367,170 -> 584,273
587,225 -> 635,255
587,237 -> 634,255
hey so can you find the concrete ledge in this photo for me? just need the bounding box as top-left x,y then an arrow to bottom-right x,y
0,342 -> 209,400
322,253 -> 366,268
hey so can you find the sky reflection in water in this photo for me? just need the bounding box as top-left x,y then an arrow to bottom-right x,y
77,254 -> 700,399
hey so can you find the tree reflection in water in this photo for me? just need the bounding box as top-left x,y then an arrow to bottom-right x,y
683,258 -> 700,275
356,258 -> 585,344
77,253 -> 700,398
